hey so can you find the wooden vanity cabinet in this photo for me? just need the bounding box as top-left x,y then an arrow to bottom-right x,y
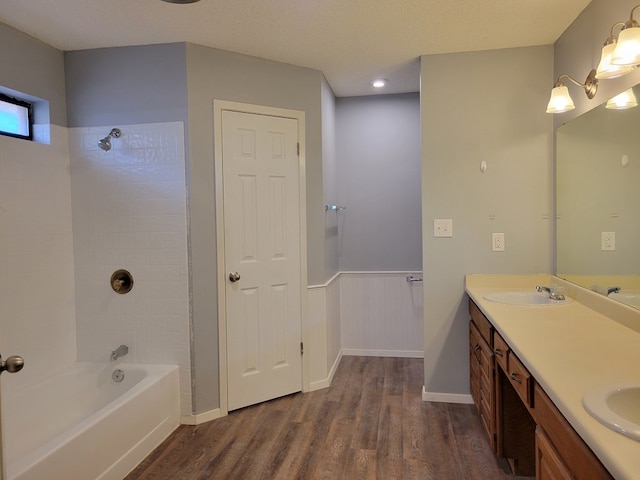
533,383 -> 613,480
469,300 -> 496,452
469,299 -> 614,480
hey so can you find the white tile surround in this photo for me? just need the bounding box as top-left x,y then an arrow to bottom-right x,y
68,122 -> 191,416
0,126 -> 76,384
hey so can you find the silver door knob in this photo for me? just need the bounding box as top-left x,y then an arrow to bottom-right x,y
0,354 -> 24,374
229,272 -> 241,283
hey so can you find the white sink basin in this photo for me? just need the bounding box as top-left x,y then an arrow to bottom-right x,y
483,291 -> 572,306
583,384 -> 640,441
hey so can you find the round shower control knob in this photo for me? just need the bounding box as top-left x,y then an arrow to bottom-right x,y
0,354 -> 25,374
229,272 -> 241,283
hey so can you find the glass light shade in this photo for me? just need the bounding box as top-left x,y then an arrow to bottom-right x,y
596,43 -> 635,79
605,88 -> 638,109
611,27 -> 640,66
546,85 -> 575,113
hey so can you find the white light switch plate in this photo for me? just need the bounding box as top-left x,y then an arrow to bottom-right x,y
433,219 -> 453,237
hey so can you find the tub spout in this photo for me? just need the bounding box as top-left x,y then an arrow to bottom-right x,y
110,345 -> 128,361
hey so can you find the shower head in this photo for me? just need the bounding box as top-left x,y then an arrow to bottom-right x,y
98,136 -> 112,151
97,128 -> 122,152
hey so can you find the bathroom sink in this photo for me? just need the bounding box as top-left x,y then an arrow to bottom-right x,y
608,291 -> 640,308
583,384 -> 640,441
483,291 -> 572,306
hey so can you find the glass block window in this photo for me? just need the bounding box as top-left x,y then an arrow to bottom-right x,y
0,93 -> 32,140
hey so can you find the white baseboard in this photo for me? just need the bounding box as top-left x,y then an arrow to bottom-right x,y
180,408 -> 222,425
343,348 -> 424,358
309,349 -> 344,391
421,386 -> 474,404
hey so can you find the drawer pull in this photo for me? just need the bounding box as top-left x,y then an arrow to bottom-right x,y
494,348 -> 503,357
510,372 -> 522,384
474,344 -> 481,352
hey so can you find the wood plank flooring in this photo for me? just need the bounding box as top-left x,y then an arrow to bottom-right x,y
126,356 -> 524,480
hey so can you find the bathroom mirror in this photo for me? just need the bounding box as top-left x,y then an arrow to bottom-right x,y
555,83 -> 640,308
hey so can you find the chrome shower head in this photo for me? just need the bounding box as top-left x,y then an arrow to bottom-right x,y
98,136 -> 112,151
97,128 -> 122,152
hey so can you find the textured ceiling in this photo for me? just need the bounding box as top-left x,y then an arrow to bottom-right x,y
0,0 -> 591,97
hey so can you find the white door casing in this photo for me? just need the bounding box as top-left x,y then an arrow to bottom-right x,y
214,101 -> 308,414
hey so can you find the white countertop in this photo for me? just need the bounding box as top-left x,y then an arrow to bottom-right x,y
465,274 -> 640,480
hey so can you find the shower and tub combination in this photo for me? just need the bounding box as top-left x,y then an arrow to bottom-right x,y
2,220 -> 181,480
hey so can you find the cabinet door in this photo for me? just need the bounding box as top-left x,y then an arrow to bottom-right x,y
536,427 -> 572,480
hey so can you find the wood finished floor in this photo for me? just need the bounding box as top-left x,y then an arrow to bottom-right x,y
126,356 -> 524,480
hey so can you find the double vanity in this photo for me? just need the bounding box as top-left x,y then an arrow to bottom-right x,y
466,274 -> 640,480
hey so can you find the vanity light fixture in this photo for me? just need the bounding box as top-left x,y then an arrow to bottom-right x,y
606,87 -> 638,109
596,22 -> 635,79
611,5 -> 640,67
546,70 -> 598,114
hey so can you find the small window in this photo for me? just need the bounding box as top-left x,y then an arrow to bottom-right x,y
0,93 -> 33,140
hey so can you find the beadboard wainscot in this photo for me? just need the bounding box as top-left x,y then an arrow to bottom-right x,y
340,271 -> 423,358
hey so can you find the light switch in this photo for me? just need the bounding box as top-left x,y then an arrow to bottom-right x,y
433,219 -> 453,237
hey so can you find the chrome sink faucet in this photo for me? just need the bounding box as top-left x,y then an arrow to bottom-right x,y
535,285 -> 566,301
606,286 -> 621,296
110,344 -> 128,361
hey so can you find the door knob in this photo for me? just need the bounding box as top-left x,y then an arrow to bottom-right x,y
229,272 -> 241,283
0,354 -> 24,374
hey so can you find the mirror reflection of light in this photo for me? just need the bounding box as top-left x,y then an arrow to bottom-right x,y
606,88 -> 638,109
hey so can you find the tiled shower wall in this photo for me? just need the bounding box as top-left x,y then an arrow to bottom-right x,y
69,122 -> 191,415
0,126 -> 76,385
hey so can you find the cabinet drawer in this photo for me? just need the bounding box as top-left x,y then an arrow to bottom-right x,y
469,299 -> 493,345
493,331 -> 509,372
507,352 -> 532,408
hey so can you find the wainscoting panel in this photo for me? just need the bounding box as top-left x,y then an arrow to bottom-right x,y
340,272 -> 423,357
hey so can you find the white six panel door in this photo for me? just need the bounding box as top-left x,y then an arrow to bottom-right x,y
222,110 -> 302,411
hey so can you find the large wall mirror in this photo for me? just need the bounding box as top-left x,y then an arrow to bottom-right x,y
556,83 -> 640,308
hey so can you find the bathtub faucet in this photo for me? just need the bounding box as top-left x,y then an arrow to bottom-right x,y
110,345 -> 128,361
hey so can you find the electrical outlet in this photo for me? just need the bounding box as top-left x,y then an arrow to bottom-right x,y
433,219 -> 453,237
601,232 -> 615,251
492,233 -> 505,252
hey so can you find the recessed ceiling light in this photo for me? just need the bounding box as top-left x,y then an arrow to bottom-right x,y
372,78 -> 387,88
161,0 -> 201,3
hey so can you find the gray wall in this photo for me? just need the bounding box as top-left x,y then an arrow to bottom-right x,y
0,22 -> 67,126
185,44 -> 327,413
65,44 -> 189,127
335,93 -> 422,271
322,76 -> 339,279
421,46 -> 554,396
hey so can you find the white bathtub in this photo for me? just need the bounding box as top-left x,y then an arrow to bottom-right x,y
3,362 -> 180,480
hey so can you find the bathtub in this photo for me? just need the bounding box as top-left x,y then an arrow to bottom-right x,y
3,362 -> 180,480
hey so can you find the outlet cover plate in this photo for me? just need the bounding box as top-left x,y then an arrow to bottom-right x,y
434,219 -> 453,237
601,232 -> 615,251
492,232 -> 505,252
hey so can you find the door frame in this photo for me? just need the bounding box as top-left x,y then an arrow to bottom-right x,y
213,100 -> 309,417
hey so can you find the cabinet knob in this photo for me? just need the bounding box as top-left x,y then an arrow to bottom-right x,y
510,372 -> 522,384
494,348 -> 504,357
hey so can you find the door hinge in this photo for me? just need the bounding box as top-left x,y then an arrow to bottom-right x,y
300,341 -> 304,355
297,142 -> 300,156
